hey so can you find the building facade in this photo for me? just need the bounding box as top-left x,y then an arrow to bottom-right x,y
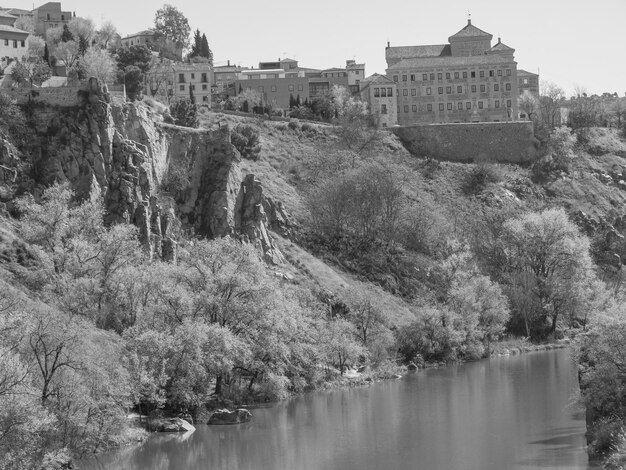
360,74 -> 398,127
167,63 -> 213,106
31,2 -> 72,36
518,69 -> 539,96
232,58 -> 365,110
386,20 -> 520,125
0,15 -> 29,64
121,30 -> 183,60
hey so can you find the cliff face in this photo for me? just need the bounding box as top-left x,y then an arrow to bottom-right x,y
8,80 -> 284,263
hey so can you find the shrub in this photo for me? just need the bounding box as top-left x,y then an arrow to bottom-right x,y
288,121 -> 299,131
462,159 -> 502,195
301,123 -> 313,133
169,98 -> 198,128
231,124 -> 261,160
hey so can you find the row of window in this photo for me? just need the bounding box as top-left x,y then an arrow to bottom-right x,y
179,84 -> 209,91
399,99 -> 513,113
373,87 -> 394,97
178,73 -> 209,84
415,83 -> 512,96
2,40 -> 26,48
394,69 -> 512,83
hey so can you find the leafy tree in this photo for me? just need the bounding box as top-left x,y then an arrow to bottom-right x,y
27,36 -> 46,59
80,48 -> 117,83
10,58 -> 52,87
68,17 -> 95,46
61,24 -> 74,42
231,124 -> 261,160
500,208 -> 598,338
14,15 -> 34,33
115,45 -> 152,75
95,20 -> 120,49
169,98 -> 198,128
154,4 -> 191,52
53,40 -> 80,68
122,66 -> 145,100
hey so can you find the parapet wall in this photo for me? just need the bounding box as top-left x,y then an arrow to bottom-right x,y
392,121 -> 538,163
4,78 -> 112,107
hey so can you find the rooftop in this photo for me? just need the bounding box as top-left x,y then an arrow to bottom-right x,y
386,44 -> 451,61
448,19 -> 493,41
0,24 -> 29,34
388,53 -> 515,70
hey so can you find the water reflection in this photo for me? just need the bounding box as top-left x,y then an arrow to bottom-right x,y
80,349 -> 592,470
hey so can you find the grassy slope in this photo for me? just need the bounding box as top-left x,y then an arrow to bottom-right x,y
199,112 -> 626,324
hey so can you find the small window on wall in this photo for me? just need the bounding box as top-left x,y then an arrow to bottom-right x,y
387,87 -> 393,96
480,71 -> 485,78
427,104 -> 433,111
463,72 -> 467,78
13,40 -> 17,48
478,101 -> 483,109
498,69 -> 503,76
404,105 -> 409,113
454,72 -> 459,79
446,72 -> 450,79
506,69 -> 512,76
457,86 -> 462,93
374,88 -> 380,97
411,89 -> 416,96
471,85 -> 476,92
426,87 -> 431,95
494,84 -> 500,91
422,74 -> 428,81
3,39 -> 7,46
495,100 -> 500,108
298,85 -> 303,91
381,88 -> 387,97
393,75 -> 398,82
505,83 -> 511,91
403,89 -> 408,96
179,85 -> 185,91
447,103 -> 452,110
203,96 -> 209,102
480,85 -> 486,92
439,103 -> 444,111
381,104 -> 387,114
466,102 -> 471,109
438,87 -> 443,94
471,71 -> 476,78
402,75 -> 407,82
430,73 -> 435,80
489,70 -> 494,77
412,105 -> 417,112
507,99 -> 512,107
457,102 -> 463,110
410,74 -> 415,81
271,85 -> 277,92
446,86 -> 451,94
20,41 -> 25,47
289,84 -> 294,92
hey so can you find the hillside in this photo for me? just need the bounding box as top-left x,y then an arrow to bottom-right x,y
2,86 -> 626,468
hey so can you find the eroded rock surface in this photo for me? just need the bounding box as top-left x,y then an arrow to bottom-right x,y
207,408 -> 252,425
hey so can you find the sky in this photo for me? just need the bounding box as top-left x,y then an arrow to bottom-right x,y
7,0 -> 626,96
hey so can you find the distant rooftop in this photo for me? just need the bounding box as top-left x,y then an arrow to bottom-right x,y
448,19 -> 493,41
0,24 -> 29,34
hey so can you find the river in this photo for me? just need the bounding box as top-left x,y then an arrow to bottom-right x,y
80,349 -> 595,470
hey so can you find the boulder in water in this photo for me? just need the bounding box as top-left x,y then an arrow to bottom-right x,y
150,418 -> 195,433
207,409 -> 252,425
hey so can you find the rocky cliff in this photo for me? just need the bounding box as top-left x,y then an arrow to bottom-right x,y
2,79 -> 285,264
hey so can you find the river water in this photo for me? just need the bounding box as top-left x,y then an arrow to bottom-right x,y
80,349 -> 594,470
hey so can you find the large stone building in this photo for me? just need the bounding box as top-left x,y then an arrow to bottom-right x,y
231,58 -> 365,110
386,20 -> 521,125
168,63 -> 213,106
121,30 -> 183,60
359,73 -> 398,127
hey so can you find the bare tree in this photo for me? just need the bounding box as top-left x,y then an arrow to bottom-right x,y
539,80 -> 566,129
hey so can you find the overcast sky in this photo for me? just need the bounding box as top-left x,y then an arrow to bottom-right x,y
9,0 -> 626,96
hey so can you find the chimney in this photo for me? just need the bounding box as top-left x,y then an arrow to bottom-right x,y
498,37 -> 501,44
387,41 -> 390,48
227,59 -> 230,66
468,19 -> 471,25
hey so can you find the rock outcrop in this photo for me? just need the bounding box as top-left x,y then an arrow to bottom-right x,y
13,79 -> 285,263
149,418 -> 195,433
207,408 -> 252,425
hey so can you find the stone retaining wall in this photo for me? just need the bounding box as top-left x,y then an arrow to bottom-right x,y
393,121 -> 539,163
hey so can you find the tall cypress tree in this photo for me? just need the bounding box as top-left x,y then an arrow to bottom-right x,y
190,29 -> 202,57
43,43 -> 49,63
61,24 -> 74,42
200,34 -> 213,64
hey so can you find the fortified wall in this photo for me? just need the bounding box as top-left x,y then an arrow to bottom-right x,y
3,79 -> 111,107
392,121 -> 539,163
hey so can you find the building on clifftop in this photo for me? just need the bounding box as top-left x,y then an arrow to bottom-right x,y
359,73 -> 398,128
386,19 -> 522,125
